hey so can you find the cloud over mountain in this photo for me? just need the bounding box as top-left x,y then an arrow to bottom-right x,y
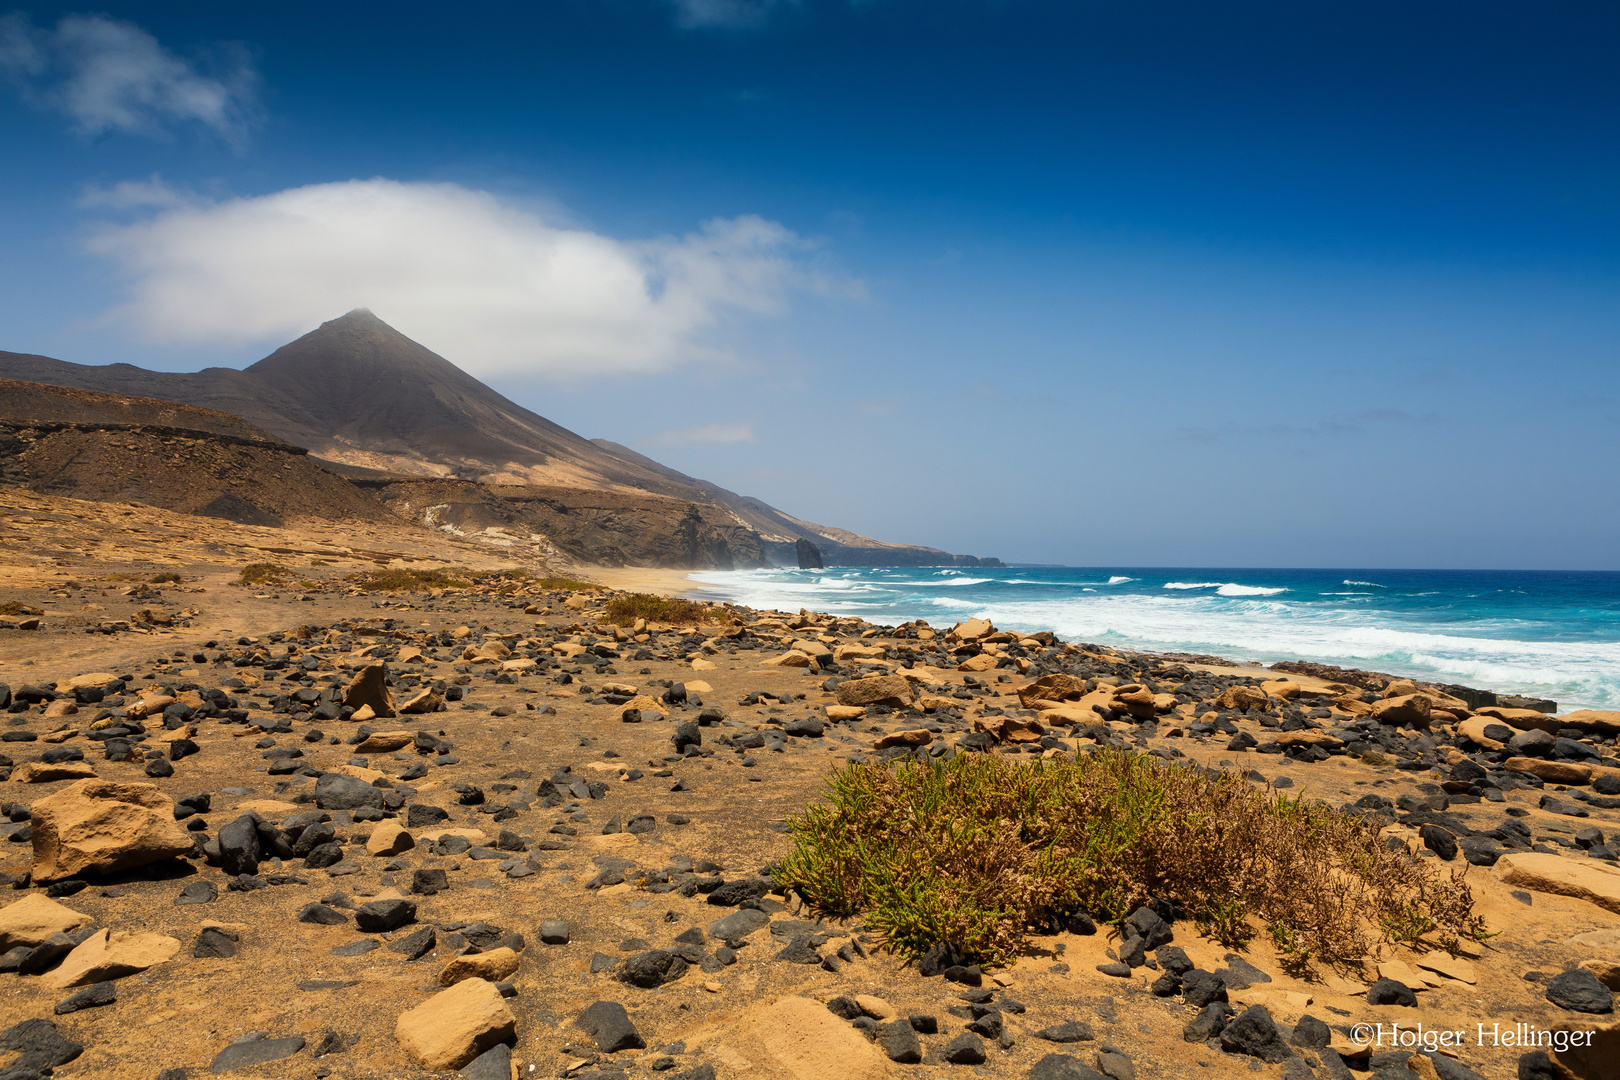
86,178 -> 858,376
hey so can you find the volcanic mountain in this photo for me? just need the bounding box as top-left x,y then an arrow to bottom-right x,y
0,311 -> 999,567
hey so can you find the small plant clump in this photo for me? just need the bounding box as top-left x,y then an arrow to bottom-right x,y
0,600 -> 43,616
773,750 -> 1488,970
148,571 -> 182,583
532,576 -> 601,591
600,593 -> 733,627
238,563 -> 291,586
345,566 -> 472,591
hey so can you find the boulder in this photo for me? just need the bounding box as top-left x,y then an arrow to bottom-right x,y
354,731 -> 414,753
315,772 -> 385,811
366,821 -> 416,856
873,729 -> 933,749
399,687 -> 443,714
342,663 -> 395,719
10,761 -> 97,784
577,1000 -> 644,1053
395,977 -> 516,1071
29,779 -> 194,882
1017,674 -> 1089,709
439,947 -> 521,987
40,929 -> 181,989
1217,685 -> 1268,712
949,618 -> 993,641
1559,710 -> 1620,737
1371,694 -> 1432,729
1457,718 -> 1507,749
1498,853 -> 1620,915
1505,758 -> 1593,785
762,650 -> 814,668
0,895 -> 92,951
973,716 -> 1045,743
957,654 -> 1000,672
835,675 -> 914,709
825,705 -> 866,721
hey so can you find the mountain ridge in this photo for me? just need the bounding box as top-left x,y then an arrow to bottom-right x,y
0,311 -> 1000,568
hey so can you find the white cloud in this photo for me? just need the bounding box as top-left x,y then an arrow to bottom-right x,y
672,0 -> 790,29
654,421 -> 758,444
86,178 -> 860,376
78,174 -> 196,210
0,13 -> 257,143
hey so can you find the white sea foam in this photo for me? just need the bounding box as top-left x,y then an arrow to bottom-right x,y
1107,576 -> 1135,584
1215,584 -> 1288,597
1163,582 -> 1223,590
686,567 -> 1620,711
1343,580 -> 1384,587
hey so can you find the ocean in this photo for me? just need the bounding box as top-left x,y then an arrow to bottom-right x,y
684,566 -> 1620,713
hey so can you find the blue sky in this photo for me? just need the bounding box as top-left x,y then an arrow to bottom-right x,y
1,1 -> 1617,568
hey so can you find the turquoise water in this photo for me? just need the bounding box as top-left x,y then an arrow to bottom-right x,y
686,567 -> 1620,712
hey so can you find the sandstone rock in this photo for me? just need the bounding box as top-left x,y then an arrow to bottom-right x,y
834,644 -> 886,662
1017,674 -> 1089,709
1383,680 -> 1419,698
1475,706 -> 1562,734
1217,686 -> 1268,712
30,779 -> 194,882
690,658 -> 717,670
1275,731 -> 1345,750
1552,1018 -> 1619,1080
1261,680 -> 1301,700
395,977 -> 516,1071
622,695 -> 667,717
958,654 -> 1000,672
342,663 -> 395,719
1560,710 -> 1620,736
1111,685 -> 1158,717
1505,758 -> 1593,785
1497,853 -> 1620,915
0,894 -> 91,951
564,594 -> 588,610
354,731 -> 414,753
40,929 -> 180,989
366,821 -> 416,856
763,650 -> 813,668
874,729 -> 932,749
825,705 -> 865,721
1371,694 -> 1432,729
974,716 -> 1044,743
438,946 -> 521,987
1457,718 -> 1507,749
399,688 -> 444,714
949,618 -> 993,641
1580,960 -> 1620,992
835,675 -> 914,709
11,761 -> 97,784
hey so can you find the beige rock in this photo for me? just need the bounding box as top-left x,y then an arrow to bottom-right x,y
235,800 -> 301,818
833,644 -> 886,662
30,779 -> 194,882
917,695 -> 960,712
753,994 -> 889,1080
1405,1054 -> 1440,1080
1497,852 -> 1620,915
974,716 -> 1044,743
1474,706 -> 1562,734
1383,679 -> 1419,698
1371,694 -> 1432,729
1275,731 -> 1345,750
763,650 -> 814,668
450,626 -> 472,639
1552,1018 -> 1619,1080
438,946 -> 521,987
949,618 -> 993,641
354,730 -> 414,753
126,694 -> 175,719
1111,685 -> 1157,718
397,646 -> 424,664
1017,673 -> 1088,709
1569,929 -> 1620,950
351,704 -> 377,722
11,760 -> 97,784
685,680 -> 713,693
1413,953 -> 1477,985
0,894 -> 91,950
622,695 -> 667,717
1261,680 -> 1301,700
854,994 -> 896,1021
1580,959 -> 1620,991
416,828 -> 487,845
1217,685 -> 1268,712
41,928 -> 181,988
873,729 -> 933,749
1504,757 -> 1592,785
395,977 -> 517,1071
1457,717 -> 1507,749
342,663 -> 395,718
42,700 -> 78,719
1036,707 -> 1098,727
957,653 -> 999,672
825,705 -> 865,721
564,593 -> 589,610
1560,709 -> 1620,736
1378,959 -> 1437,990
500,658 -> 535,672
690,658 -> 717,670
835,675 -> 914,709
61,672 -> 115,691
366,821 -> 416,856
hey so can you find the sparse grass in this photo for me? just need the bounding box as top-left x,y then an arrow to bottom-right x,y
346,566 -> 472,591
310,559 -> 329,567
239,562 -> 291,586
599,593 -> 733,626
773,750 -> 1486,970
534,576 -> 601,591
148,572 -> 181,584
0,600 -> 43,617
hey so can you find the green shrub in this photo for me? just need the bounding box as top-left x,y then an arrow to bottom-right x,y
773,750 -> 1486,969
599,593 -> 732,627
238,563 -> 290,585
